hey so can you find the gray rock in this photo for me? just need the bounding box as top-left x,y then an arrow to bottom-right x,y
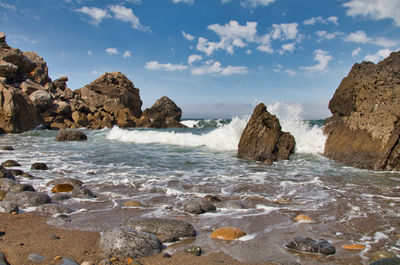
55,130 -> 87,141
370,258 -> 400,265
71,186 -> 96,199
36,204 -> 73,215
125,217 -> 196,243
4,191 -> 51,207
100,227 -> 163,258
0,178 -> 18,190
0,169 -> 15,180
10,184 -> 36,192
28,254 -> 46,263
8,169 -> 24,177
31,162 -> 48,170
0,201 -> 19,213
183,198 -> 216,214
1,160 -> 21,167
46,177 -> 83,187
29,90 -> 53,112
0,252 -> 8,265
51,194 -> 72,202
285,237 -> 335,256
61,257 -> 79,265
225,200 -> 245,209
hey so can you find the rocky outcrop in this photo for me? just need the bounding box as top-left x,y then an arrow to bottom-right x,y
324,50 -> 400,170
138,96 -> 186,128
238,103 -> 295,164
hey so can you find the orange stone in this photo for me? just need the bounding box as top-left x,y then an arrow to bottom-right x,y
294,214 -> 313,223
123,200 -> 143,207
211,227 -> 246,240
53,256 -> 62,260
51,184 -> 74,193
341,244 -> 366,250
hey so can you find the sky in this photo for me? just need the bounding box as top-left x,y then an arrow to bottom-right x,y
1,0 -> 400,119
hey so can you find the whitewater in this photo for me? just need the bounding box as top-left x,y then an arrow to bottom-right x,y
1,102 -> 399,265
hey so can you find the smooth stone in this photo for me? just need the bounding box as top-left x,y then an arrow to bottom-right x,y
4,191 -> 51,207
1,146 -> 14,151
28,254 -> 46,263
51,184 -> 74,193
341,244 -> 366,250
81,262 -> 96,265
51,194 -> 72,203
183,198 -> 216,214
370,258 -> 400,265
371,251 -> 397,262
100,227 -> 163,258
36,204 -> 73,215
31,162 -> 48,170
61,257 -> 79,265
224,201 -> 245,209
0,178 -> 18,190
211,227 -> 246,240
50,235 -> 60,240
46,177 -> 83,187
184,246 -> 202,256
10,184 -> 36,192
0,201 -> 19,213
294,214 -> 313,223
1,160 -> 21,167
285,237 -> 336,256
71,186 -> 96,199
123,200 -> 143,207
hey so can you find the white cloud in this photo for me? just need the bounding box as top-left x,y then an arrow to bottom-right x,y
302,49 -> 332,72
279,42 -> 296,54
240,0 -> 275,8
123,51 -> 131,58
271,23 -> 299,40
364,48 -> 392,63
352,47 -> 362,57
88,50 -> 92,56
91,70 -> 103,75
188,54 -> 203,65
196,37 -> 224,56
191,60 -> 248,76
256,34 -> 273,53
315,30 -> 341,40
106,48 -> 119,55
76,6 -> 110,26
182,31 -> 195,41
303,16 -> 339,25
172,0 -> 194,4
145,61 -> 188,71
273,63 -> 282,72
246,49 -> 252,54
208,20 -> 258,42
344,0 -> 400,26
221,0 -> 232,3
374,37 -> 398,48
344,30 -> 398,47
109,5 -> 150,32
0,2 -> 16,12
285,69 -> 297,76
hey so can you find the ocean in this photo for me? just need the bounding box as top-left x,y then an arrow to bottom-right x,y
1,103 -> 399,264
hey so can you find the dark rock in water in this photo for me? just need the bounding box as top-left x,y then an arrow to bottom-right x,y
46,177 -> 83,187
4,191 -> 51,207
36,204 -> 73,215
265,260 -> 301,265
285,237 -> 335,256
31,162 -> 48,170
183,198 -> 216,214
8,169 -> 23,177
224,200 -> 245,209
0,169 -> 15,180
138,96 -> 186,128
51,194 -> 72,202
1,146 -> 14,151
324,50 -> 400,171
10,183 -> 36,192
184,246 -> 202,256
55,130 -> 87,141
71,186 -> 96,199
125,217 -> 196,243
100,227 -> 163,258
370,258 -> 400,265
0,201 -> 19,213
28,253 -> 46,263
19,173 -> 35,179
1,160 -> 21,167
238,103 -> 295,164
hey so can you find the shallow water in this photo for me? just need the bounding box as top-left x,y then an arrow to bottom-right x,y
1,103 -> 399,264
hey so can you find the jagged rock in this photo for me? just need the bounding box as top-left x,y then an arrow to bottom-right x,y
55,130 -> 87,141
71,111 -> 88,127
139,96 -> 186,128
19,79 -> 45,95
29,90 -> 53,112
4,191 -> 51,207
0,60 -> 17,81
100,227 -> 163,258
125,218 -> 196,243
22,51 -> 51,85
285,237 -> 335,256
324,51 -> 400,171
54,101 -> 71,115
238,103 -> 295,164
52,76 -> 68,91
0,32 -> 6,47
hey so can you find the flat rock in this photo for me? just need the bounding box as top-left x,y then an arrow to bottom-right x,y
211,227 -> 246,240
46,177 -> 83,187
100,227 -> 163,258
125,217 -> 196,243
123,200 -> 143,207
55,130 -> 87,141
285,237 -> 336,256
4,191 -> 51,207
1,146 -> 14,150
183,198 -> 216,214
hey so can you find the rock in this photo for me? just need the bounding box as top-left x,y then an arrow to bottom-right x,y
1,160 -> 21,167
0,252 -> 8,265
224,201 -> 245,209
19,173 -> 35,179
28,254 -> 46,263
0,169 -> 15,180
285,237 -> 335,256
341,244 -> 366,250
31,162 -> 48,170
0,178 -> 18,190
0,32 -> 6,46
55,130 -> 87,141
51,194 -> 72,202
0,84 -> 43,133
71,111 -> 88,127
1,146 -> 14,150
184,246 -> 202,256
21,51 -> 51,85
4,191 -> 51,207
294,214 -> 313,223
46,177 -> 83,187
123,200 -> 143,207
163,253 -> 172,259
125,217 -> 196,243
238,103 -> 295,164
61,257 -> 79,265
139,96 -> 186,128
52,76 -> 68,91
100,227 -> 163,258
210,227 -> 246,240
36,204 -> 73,215
29,90 -> 53,112
0,61 -> 17,81
0,201 -> 19,213
0,190 -> 7,201
370,258 -> 400,265
371,250 -> 397,262
51,184 -> 74,193
324,51 -> 400,170
54,101 -> 71,115
8,169 -> 24,177
71,186 -> 96,199
204,195 -> 221,203
10,184 -> 36,192
183,198 -> 216,214
19,79 -> 45,95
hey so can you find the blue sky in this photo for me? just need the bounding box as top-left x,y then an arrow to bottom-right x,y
1,0 -> 400,119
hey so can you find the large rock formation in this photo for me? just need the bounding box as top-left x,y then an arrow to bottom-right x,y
324,50 -> 400,171
238,103 -> 295,164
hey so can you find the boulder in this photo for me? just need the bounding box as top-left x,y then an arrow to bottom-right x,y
324,50 -> 400,170
19,79 -> 45,95
285,237 -> 335,256
52,76 -> 68,91
238,103 -> 295,164
4,191 -> 51,207
183,198 -> 216,214
100,227 -> 163,258
139,96 -> 186,128
36,203 -> 73,214
29,90 -> 53,112
0,61 -> 17,81
1,160 -> 21,167
31,162 -> 48,170
55,130 -> 87,141
125,218 -> 196,243
21,51 -> 51,85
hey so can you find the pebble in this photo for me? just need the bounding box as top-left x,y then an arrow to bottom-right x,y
294,214 -> 313,223
81,262 -> 96,265
371,250 -> 397,262
61,257 -> 79,265
53,256 -> 62,260
341,244 -> 366,250
211,227 -> 247,240
28,254 -> 46,263
184,246 -> 202,256
50,234 -> 60,240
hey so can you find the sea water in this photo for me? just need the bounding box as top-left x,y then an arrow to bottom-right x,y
0,103 -> 399,264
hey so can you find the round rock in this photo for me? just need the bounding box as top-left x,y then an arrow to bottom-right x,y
71,186 -> 96,199
1,160 -> 21,167
31,162 -> 48,170
183,198 -> 216,214
211,227 -> 246,240
4,191 -> 51,207
370,258 -> 400,265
